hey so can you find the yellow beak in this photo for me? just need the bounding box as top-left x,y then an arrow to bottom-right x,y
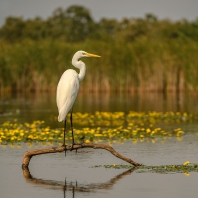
86,52 -> 101,58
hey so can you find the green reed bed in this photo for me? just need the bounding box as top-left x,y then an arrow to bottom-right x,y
1,6 -> 198,92
0,37 -> 198,92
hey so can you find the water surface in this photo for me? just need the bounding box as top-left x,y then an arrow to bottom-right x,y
0,134 -> 198,198
0,92 -> 198,198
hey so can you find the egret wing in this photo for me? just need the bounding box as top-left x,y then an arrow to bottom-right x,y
56,70 -> 79,122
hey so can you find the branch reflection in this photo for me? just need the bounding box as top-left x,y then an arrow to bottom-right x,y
22,167 -> 136,196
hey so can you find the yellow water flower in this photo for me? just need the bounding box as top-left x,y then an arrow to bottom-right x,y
95,134 -> 103,137
176,136 -> 183,141
183,161 -> 190,166
28,135 -> 33,139
132,138 -> 138,144
20,132 -> 24,137
150,131 -> 155,136
85,139 -> 90,143
146,128 -> 151,133
132,130 -> 137,135
90,129 -> 95,134
31,128 -> 37,133
11,136 -> 16,141
34,135 -> 39,140
0,132 -> 4,136
1,136 -> 6,140
184,171 -> 190,177
41,137 -> 47,141
176,131 -> 184,137
48,137 -> 53,141
48,142 -> 53,146
151,139 -> 155,144
140,138 -> 144,143
0,111 -> 197,144
58,137 -> 62,141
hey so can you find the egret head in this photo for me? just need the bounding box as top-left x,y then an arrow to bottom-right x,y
75,50 -> 101,59
71,50 -> 100,81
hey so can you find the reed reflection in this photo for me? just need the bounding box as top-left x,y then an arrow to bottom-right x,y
1,92 -> 198,126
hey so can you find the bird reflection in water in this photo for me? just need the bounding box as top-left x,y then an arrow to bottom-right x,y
22,167 -> 136,197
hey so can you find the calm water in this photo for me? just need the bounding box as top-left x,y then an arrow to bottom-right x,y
1,91 -> 198,124
0,92 -> 198,198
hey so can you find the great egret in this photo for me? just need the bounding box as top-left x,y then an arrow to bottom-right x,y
56,50 -> 100,150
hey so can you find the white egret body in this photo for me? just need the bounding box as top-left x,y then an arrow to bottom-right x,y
57,69 -> 80,122
56,50 -> 100,148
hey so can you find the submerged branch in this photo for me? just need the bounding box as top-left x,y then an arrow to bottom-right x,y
22,143 -> 141,169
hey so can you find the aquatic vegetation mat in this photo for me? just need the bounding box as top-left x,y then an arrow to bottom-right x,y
92,163 -> 198,174
1,111 -> 198,144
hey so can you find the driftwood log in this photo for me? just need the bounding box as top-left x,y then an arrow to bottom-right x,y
22,143 -> 141,169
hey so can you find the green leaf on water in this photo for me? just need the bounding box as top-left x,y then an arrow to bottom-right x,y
91,163 -> 198,174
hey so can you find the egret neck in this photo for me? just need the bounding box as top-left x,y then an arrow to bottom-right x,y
72,58 -> 86,82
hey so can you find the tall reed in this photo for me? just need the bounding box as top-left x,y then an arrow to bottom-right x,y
0,37 -> 198,93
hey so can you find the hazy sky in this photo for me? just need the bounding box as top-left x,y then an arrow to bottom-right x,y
0,0 -> 198,26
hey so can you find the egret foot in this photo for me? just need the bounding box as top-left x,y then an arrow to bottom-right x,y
73,143 -> 84,153
70,143 -> 82,154
70,143 -> 76,151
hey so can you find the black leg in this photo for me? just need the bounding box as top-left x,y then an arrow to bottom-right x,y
70,109 -> 76,150
63,119 -> 66,157
70,110 -> 74,145
63,119 -> 66,146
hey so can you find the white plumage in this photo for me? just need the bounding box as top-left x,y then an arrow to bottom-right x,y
57,69 -> 79,122
56,50 -> 100,147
